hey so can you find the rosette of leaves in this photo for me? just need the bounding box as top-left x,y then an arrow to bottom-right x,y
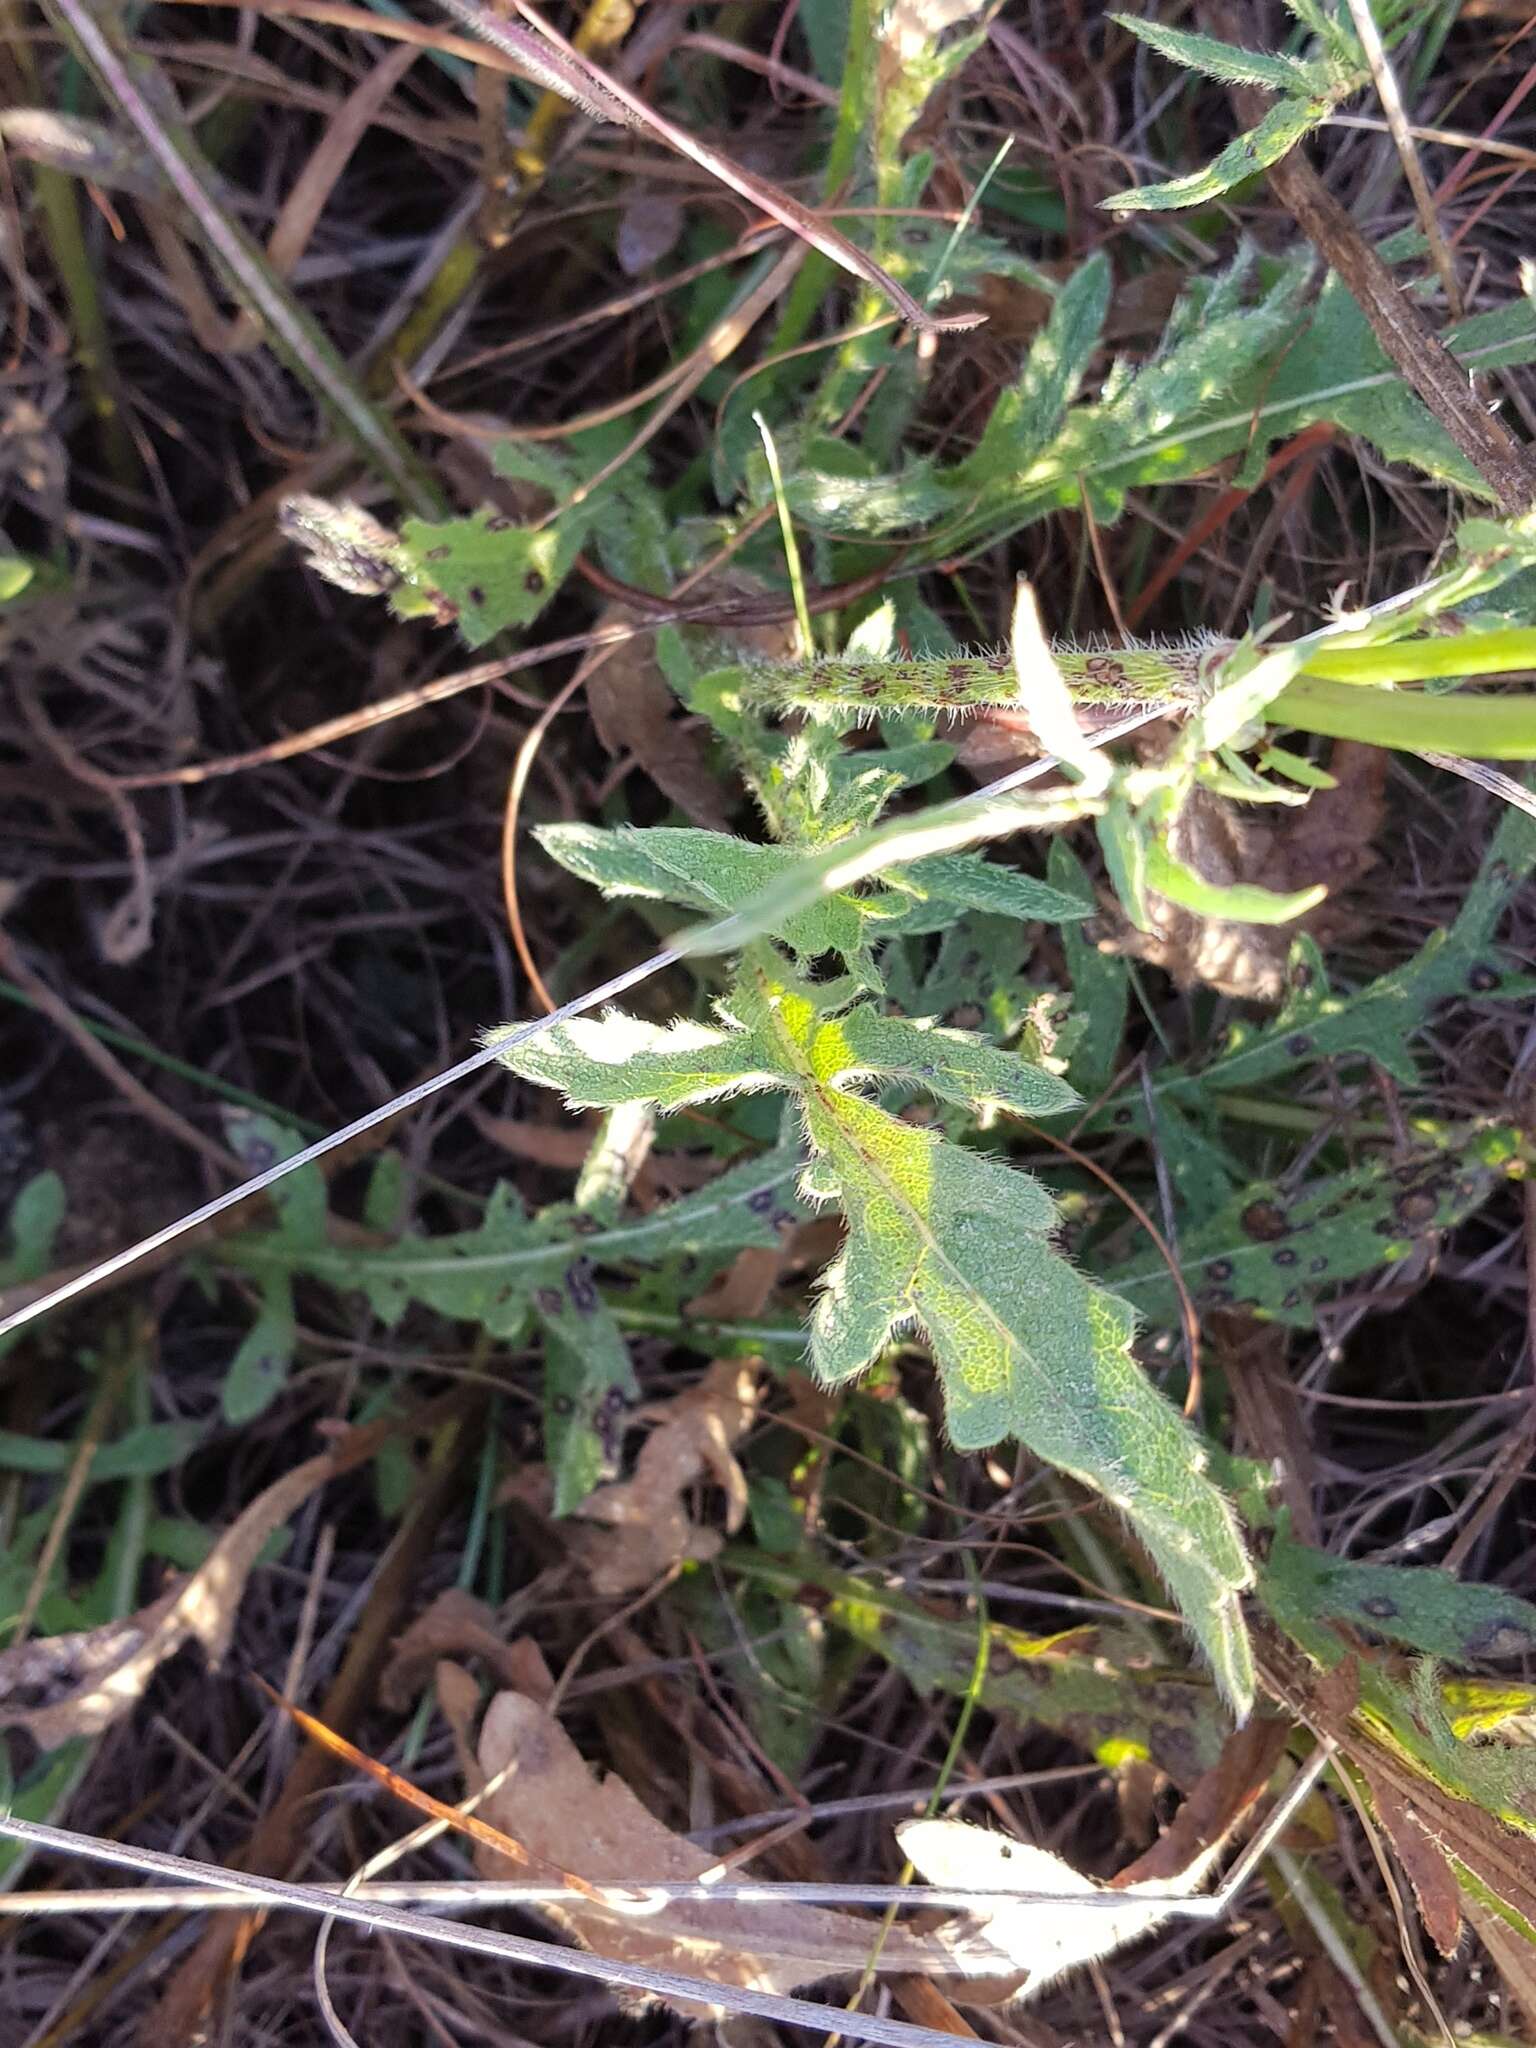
497,948 -> 1256,1713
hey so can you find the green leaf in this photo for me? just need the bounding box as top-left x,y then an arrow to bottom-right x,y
227,1147 -> 804,1332
536,822 -> 897,965
1048,839 -> 1128,1096
222,1272 -> 297,1424
759,967 -> 1254,1708
832,1004 -> 1077,1116
888,852 -> 1092,928
0,552 -> 36,603
1105,97 -> 1328,213
1145,837 -> 1327,924
1103,1121 -> 1522,1325
223,1113 -> 324,1244
1110,14 -> 1326,93
955,251 -> 1110,480
1097,795 -> 1151,929
1262,1529 -> 1536,1665
1,1171 -> 66,1287
1235,274 -> 1536,498
0,1420 -> 204,1481
535,1283 -> 638,1515
393,508 -> 586,648
503,994 -> 1075,1121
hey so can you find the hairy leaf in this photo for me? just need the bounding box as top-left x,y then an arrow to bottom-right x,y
1104,1121 -> 1522,1325
1262,1527 -> 1536,1665
1110,14 -> 1326,93
1106,96 -> 1328,213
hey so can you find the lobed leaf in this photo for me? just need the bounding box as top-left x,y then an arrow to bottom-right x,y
742,969 -> 1257,1710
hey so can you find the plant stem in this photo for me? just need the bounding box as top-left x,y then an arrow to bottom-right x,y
1273,676 -> 1536,757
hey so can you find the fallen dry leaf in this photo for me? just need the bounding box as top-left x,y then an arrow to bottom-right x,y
469,1688 -> 1004,2015
586,606 -> 733,828
0,1448 -> 340,1749
380,1588 -> 554,1712
898,1816 -> 1224,1998
570,1358 -> 759,1594
1104,788 -> 1295,1002
1358,1769 -> 1463,1958
1095,743 -> 1387,1002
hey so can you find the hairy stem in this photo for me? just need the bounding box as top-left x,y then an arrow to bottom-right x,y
730,631 -> 1536,759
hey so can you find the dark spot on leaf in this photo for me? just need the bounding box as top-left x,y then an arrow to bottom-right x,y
1360,1595 -> 1399,1620
1281,1289 -> 1303,1310
747,1186 -> 777,1215
1394,1188 -> 1440,1228
1489,859 -> 1512,885
1285,1033 -> 1313,1057
1468,962 -> 1502,992
1148,1722 -> 1198,1775
550,1394 -> 575,1417
1464,1616 -> 1536,1657
1208,1260 -> 1234,1282
771,1208 -> 798,1232
486,514 -> 514,532
1241,1200 -> 1289,1242
535,1287 -> 563,1315
424,545 -> 451,563
566,1259 -> 599,1313
1319,1204 -> 1342,1220
467,584 -> 487,607
1290,961 -> 1314,992
524,569 -> 546,594
1272,1247 -> 1299,1268
1309,1256 -> 1329,1275
1113,1107 -> 1136,1128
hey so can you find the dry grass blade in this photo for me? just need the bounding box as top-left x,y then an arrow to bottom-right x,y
431,0 -> 985,335
1340,0 -> 1462,315
42,0 -> 434,507
0,1815 -> 1001,2048
224,42 -> 422,352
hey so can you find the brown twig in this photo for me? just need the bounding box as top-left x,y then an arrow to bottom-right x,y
1206,4 -> 1536,515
